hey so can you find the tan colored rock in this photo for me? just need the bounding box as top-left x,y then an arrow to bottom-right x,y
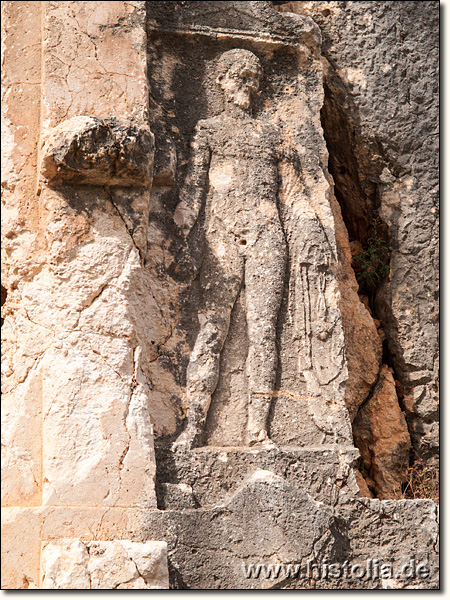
2,0 -> 158,510
2,0 -> 160,588
41,1 -> 149,128
41,539 -> 169,589
1,0 -> 45,509
1,1 -> 439,590
39,116 -> 154,188
353,365 -> 411,499
354,468 -> 373,499
277,0 -> 439,463
329,190 -> 382,423
41,539 -> 91,589
1,506 -> 163,588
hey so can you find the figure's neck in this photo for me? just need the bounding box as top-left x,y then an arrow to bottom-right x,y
224,101 -> 252,119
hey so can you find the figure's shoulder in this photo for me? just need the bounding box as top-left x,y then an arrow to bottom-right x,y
190,118 -> 217,150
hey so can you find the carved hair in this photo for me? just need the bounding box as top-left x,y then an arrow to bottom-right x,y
216,48 -> 262,80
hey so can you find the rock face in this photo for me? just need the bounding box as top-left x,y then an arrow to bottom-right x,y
2,0 -> 168,589
145,0 -> 355,450
276,1 -> 439,465
353,365 -> 411,499
1,0 -> 438,590
41,540 -> 169,589
40,116 -> 155,188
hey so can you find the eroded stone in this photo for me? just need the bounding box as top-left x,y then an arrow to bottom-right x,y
40,116 -> 154,187
353,365 -> 411,499
41,539 -> 169,589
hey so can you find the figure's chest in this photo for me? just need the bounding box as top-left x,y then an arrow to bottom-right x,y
208,122 -> 275,161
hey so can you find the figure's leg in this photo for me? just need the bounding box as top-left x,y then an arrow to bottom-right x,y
174,238 -> 243,450
245,230 -> 286,445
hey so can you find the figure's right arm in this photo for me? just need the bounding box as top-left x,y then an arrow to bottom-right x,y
173,121 -> 211,238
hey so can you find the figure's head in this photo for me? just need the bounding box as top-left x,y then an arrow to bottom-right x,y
216,49 -> 262,110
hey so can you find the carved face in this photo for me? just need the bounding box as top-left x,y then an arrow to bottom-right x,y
218,61 -> 261,110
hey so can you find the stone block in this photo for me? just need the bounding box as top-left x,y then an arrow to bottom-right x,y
41,539 -> 169,589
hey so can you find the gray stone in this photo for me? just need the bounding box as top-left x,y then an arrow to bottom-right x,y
288,1 -> 439,462
146,1 -> 355,453
141,484 -> 438,589
1,0 -> 439,590
155,445 -> 360,508
147,471 -> 335,589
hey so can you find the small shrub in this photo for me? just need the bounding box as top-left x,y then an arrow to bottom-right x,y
352,217 -> 390,295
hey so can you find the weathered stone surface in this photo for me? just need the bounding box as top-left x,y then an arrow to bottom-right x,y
40,116 -> 154,187
156,446 -> 360,508
354,468 -> 373,499
1,496 -> 439,590
41,1 -> 149,127
2,0 -> 161,588
151,470 -> 335,590
141,487 -> 438,589
2,1 -> 158,511
1,506 -> 151,589
329,181 -> 383,423
335,499 -> 439,590
1,0 -> 45,510
1,0 -> 439,591
353,365 -> 411,499
41,539 -> 169,589
277,1 -> 439,463
145,1 -> 363,452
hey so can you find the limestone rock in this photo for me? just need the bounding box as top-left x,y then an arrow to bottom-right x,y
41,539 -> 169,589
146,0 -> 356,449
353,365 -> 411,499
354,469 -> 373,499
141,492 -> 438,589
329,183 -> 383,423
157,470 -> 335,590
156,446 -> 360,508
40,116 -> 154,187
277,1 -> 439,462
1,0 -> 439,591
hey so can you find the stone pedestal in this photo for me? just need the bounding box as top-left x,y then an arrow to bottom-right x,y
156,445 -> 360,509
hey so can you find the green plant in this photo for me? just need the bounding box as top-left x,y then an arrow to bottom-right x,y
353,217 -> 390,294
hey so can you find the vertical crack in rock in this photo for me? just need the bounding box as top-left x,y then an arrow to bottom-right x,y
105,188 -> 143,261
117,364 -> 136,498
319,52 -> 411,502
1,285 -> 7,327
277,0 -> 439,497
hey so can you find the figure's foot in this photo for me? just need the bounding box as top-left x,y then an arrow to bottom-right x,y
246,428 -> 275,448
172,423 -> 200,452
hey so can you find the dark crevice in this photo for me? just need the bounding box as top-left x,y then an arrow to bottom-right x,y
321,73 -> 379,244
1,285 -> 7,327
319,64 -> 417,499
320,67 -> 393,348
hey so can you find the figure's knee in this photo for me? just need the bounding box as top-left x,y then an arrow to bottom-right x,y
247,322 -> 278,359
192,317 -> 228,356
187,318 -> 229,394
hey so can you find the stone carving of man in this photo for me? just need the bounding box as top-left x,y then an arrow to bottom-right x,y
174,49 -> 286,449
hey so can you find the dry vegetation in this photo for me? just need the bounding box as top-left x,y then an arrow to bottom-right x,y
402,454 -> 439,504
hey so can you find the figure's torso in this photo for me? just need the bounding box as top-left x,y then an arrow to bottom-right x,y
200,115 -> 282,238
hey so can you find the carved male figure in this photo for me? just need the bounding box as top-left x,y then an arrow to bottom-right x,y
174,49 -> 286,449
